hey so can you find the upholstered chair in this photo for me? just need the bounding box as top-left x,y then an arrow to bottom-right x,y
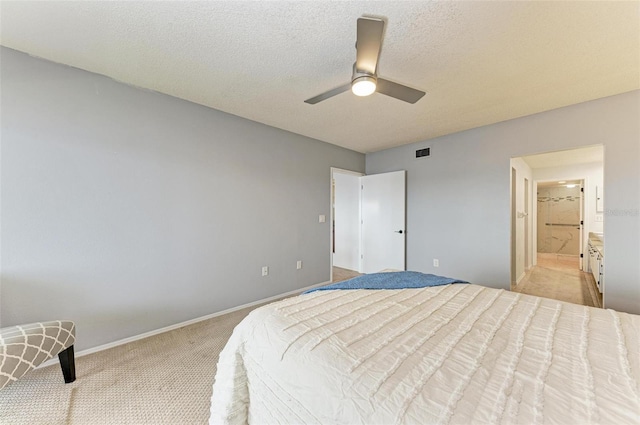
0,320 -> 76,389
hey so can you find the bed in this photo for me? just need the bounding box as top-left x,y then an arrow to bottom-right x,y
209,272 -> 640,424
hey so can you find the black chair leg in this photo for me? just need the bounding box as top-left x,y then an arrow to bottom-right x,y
58,345 -> 76,383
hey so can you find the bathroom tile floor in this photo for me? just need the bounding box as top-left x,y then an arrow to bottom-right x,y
513,253 -> 602,308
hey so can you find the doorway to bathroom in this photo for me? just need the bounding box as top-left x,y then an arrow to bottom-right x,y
510,145 -> 604,308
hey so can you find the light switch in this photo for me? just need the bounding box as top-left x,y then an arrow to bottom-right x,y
319,214 -> 326,223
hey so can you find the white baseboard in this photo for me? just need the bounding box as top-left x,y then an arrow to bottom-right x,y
38,279 -> 331,369
516,271 -> 527,285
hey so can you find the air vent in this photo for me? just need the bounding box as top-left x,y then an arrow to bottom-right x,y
416,147 -> 430,158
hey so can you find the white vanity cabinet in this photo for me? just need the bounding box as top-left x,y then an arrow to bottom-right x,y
598,256 -> 604,293
588,233 -> 604,293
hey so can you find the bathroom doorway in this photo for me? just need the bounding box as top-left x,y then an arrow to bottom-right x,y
510,145 -> 604,307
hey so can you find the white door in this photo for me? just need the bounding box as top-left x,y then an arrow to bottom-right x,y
360,170 -> 406,273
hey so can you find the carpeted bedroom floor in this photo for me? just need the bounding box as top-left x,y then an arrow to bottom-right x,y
0,267 -> 361,424
1,263 -> 599,424
0,304 -> 254,424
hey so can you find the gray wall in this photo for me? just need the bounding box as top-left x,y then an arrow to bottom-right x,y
367,90 -> 639,314
0,47 -> 364,350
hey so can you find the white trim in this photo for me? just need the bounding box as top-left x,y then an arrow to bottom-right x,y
330,167 -> 363,177
516,271 -> 527,285
37,279 -> 331,369
532,180 -> 538,266
330,167 -> 365,279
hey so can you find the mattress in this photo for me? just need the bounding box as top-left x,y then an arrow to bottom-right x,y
209,284 -> 640,424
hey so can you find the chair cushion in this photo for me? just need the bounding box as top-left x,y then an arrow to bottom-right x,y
0,320 -> 75,389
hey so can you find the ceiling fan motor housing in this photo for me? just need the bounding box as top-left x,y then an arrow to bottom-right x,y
352,62 -> 375,81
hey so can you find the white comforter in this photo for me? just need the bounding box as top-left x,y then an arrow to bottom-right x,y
210,284 -> 640,424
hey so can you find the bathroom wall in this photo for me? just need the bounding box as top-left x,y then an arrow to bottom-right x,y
537,185 -> 582,255
533,161 -> 604,234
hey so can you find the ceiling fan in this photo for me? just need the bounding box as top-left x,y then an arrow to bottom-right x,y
304,16 -> 426,105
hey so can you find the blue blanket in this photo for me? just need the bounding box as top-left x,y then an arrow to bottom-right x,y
304,271 -> 468,294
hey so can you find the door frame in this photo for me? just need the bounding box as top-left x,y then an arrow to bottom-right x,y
330,167 -> 364,282
524,177 -> 530,271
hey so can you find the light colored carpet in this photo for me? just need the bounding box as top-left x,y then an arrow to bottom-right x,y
0,269 -> 360,424
513,253 -> 602,308
0,305 -> 259,425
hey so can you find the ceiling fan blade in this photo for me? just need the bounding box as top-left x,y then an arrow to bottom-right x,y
356,17 -> 385,75
304,83 -> 351,104
376,78 -> 425,104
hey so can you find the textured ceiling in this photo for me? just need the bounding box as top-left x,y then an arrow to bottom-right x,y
1,1 -> 638,153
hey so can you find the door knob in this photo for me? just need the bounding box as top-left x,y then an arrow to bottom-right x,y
394,230 -> 403,234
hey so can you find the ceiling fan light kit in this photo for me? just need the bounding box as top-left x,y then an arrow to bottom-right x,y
305,16 -> 425,105
351,76 -> 377,96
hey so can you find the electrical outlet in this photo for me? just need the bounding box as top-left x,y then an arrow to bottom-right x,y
433,259 -> 439,267
595,214 -> 603,222
261,266 -> 269,276
319,214 -> 326,223
296,260 -> 302,270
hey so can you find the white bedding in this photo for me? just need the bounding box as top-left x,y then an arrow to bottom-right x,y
210,284 -> 640,424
